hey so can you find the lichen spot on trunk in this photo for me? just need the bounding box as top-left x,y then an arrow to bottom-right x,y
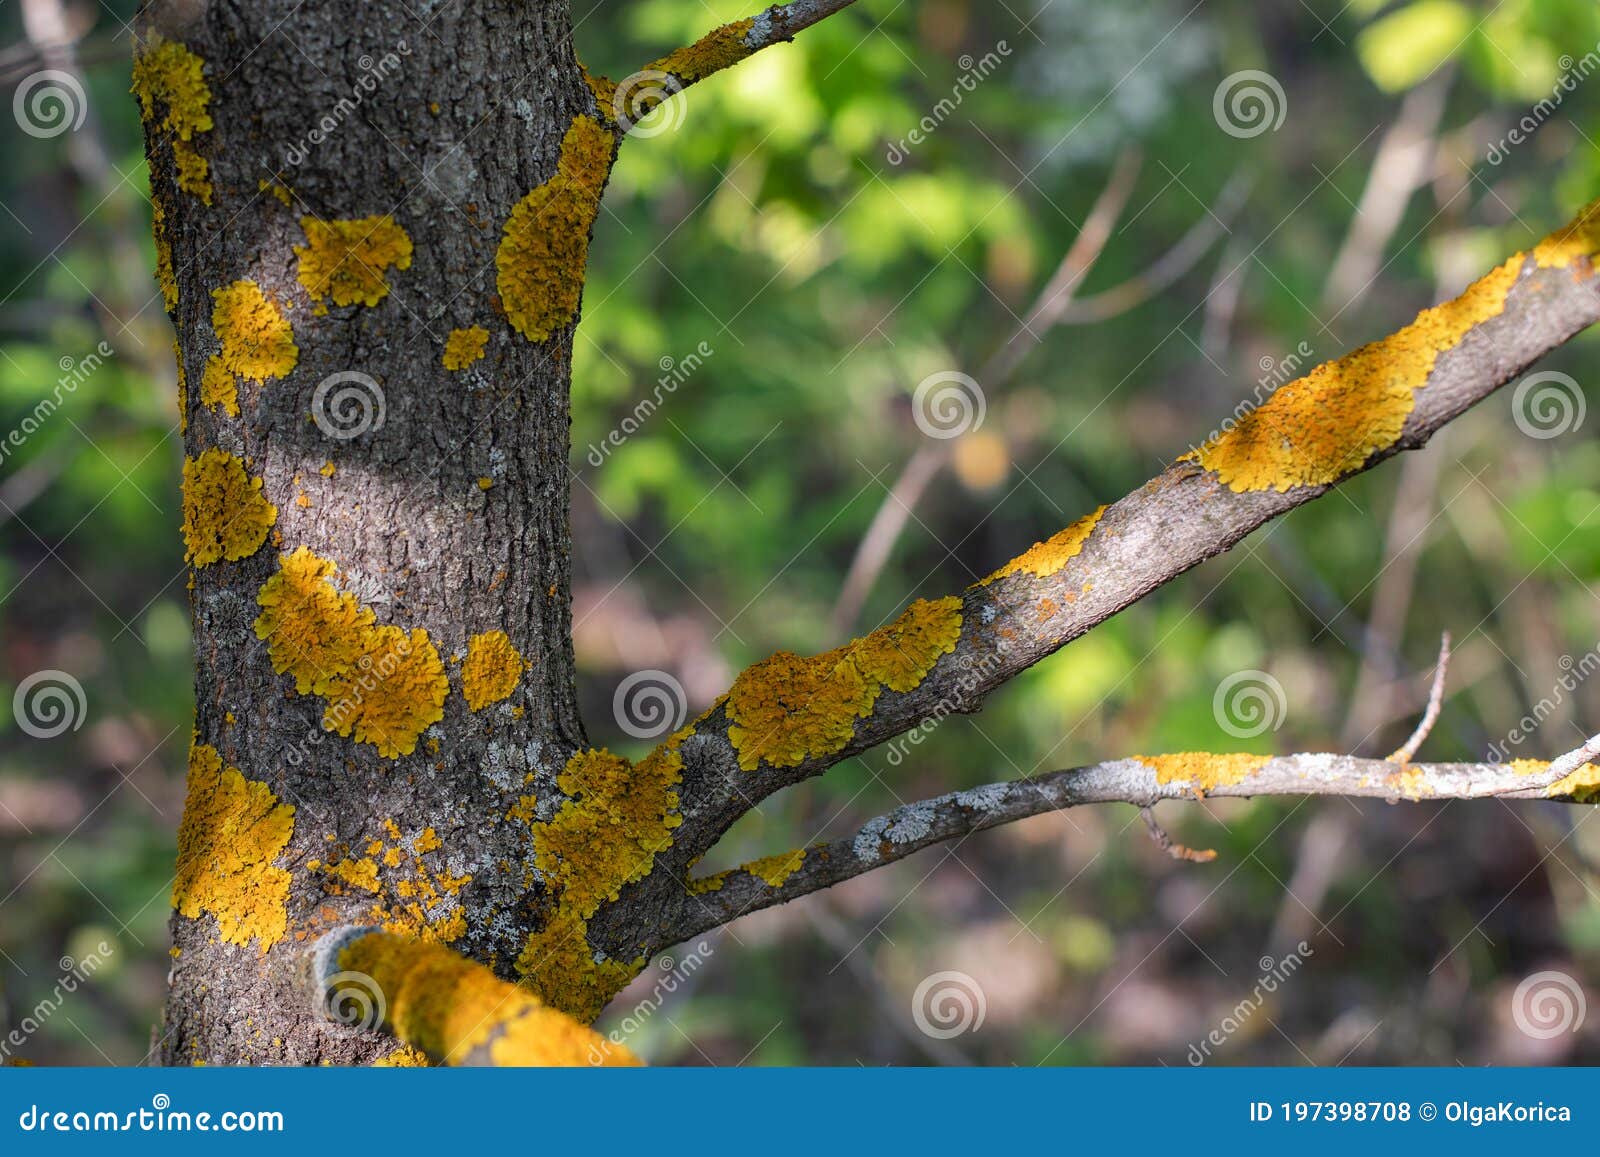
496,115 -> 614,343
131,35 -> 214,204
180,449 -> 276,565
294,216 -> 414,310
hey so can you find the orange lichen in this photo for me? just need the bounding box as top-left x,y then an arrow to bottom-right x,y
325,857 -> 381,894
982,505 -> 1106,586
726,597 -> 963,771
579,63 -> 618,116
253,547 -> 447,758
1532,198 -> 1600,269
442,326 -> 489,370
316,826 -> 471,942
1189,255 -> 1525,492
461,629 -> 525,711
180,449 -> 276,566
131,37 -> 214,203
744,847 -> 805,888
199,355 -> 240,417
338,932 -> 638,1066
372,1045 -> 431,1067
496,115 -> 614,343
1137,752 -> 1271,795
513,735 -> 688,1020
210,280 -> 298,382
647,18 -> 756,82
294,216 -> 414,308
172,742 -> 294,951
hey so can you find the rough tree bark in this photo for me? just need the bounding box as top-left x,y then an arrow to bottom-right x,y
138,0 -> 1600,1066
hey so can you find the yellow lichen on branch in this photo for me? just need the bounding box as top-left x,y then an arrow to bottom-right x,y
199,356 -> 239,417
981,505 -> 1107,586
172,743 -> 294,951
442,326 -> 489,370
131,36 -> 214,203
294,216 -> 414,308
725,596 -> 963,771
211,280 -> 299,382
1531,197 -> 1600,269
1137,752 -> 1271,795
1189,253 -> 1529,492
461,630 -> 525,711
513,736 -> 689,1020
253,547 -> 447,758
337,932 -> 638,1066
496,115 -> 614,343
744,847 -> 806,888
646,17 -> 756,82
180,449 -> 277,565
1512,757 -> 1600,803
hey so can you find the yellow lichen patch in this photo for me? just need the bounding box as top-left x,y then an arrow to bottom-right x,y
462,629 -> 525,711
180,449 -> 276,566
199,355 -> 239,417
1532,198 -> 1600,269
726,598 -> 963,772
294,216 -> 414,308
579,63 -> 618,116
317,826 -> 471,943
211,280 -> 298,382
496,115 -> 614,343
982,506 -> 1106,586
442,325 -> 489,370
152,197 -> 178,313
1137,752 -> 1271,795
173,341 -> 188,434
744,848 -> 805,888
647,17 -> 755,82
1511,756 -> 1600,803
686,870 -> 730,895
321,626 -> 449,759
172,743 -> 294,951
131,37 -> 214,204
252,548 -> 447,758
324,857 -> 381,894
338,932 -> 638,1066
1189,256 -> 1524,492
372,1044 -> 431,1067
513,736 -> 687,1020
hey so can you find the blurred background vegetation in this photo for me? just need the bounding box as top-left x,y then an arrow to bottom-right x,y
3,0 -> 1600,1065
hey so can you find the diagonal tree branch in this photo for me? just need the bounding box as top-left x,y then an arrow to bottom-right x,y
669,744 -> 1600,944
643,200 -> 1600,886
311,929 -> 639,1067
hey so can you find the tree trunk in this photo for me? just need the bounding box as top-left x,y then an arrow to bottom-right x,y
140,0 -> 601,1064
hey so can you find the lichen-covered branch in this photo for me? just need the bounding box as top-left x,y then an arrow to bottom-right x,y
669,748 -> 1600,943
637,203 -> 1600,887
312,930 -> 638,1067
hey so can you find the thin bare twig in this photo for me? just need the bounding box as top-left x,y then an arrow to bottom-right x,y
1140,806 -> 1217,863
1388,631 -> 1452,763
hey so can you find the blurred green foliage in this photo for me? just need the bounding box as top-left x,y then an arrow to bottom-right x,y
2,0 -> 1599,1065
